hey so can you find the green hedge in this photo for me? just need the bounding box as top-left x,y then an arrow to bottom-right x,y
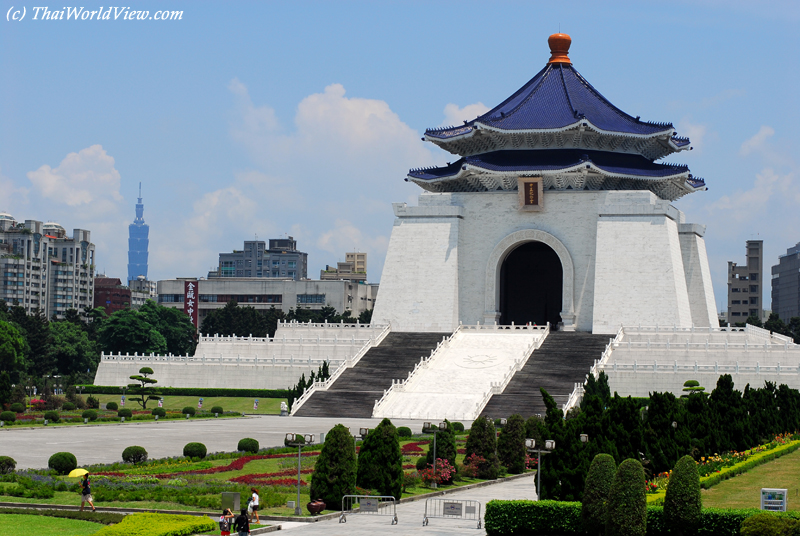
79,385 -> 290,398
0,507 -> 123,525
484,501 -> 794,536
92,512 -> 216,536
700,440 -> 800,489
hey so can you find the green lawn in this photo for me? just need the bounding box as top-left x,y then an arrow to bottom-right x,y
0,514 -> 102,536
94,395 -> 286,415
702,447 -> 800,510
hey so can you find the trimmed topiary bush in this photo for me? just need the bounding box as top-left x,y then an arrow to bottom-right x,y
582,453 -> 616,536
181,406 -> 196,416
10,402 -> 25,413
237,438 -> 259,453
211,406 -> 223,414
497,413 -> 526,474
183,442 -> 207,459
451,421 -> 465,432
740,512 -> 797,536
48,452 -> 77,475
122,445 -> 148,464
416,456 -> 428,471
397,426 -> 412,438
82,409 -> 98,421
117,408 -> 132,419
606,458 -> 646,536
310,423 -> 356,508
0,456 -> 16,474
464,416 -> 500,479
151,407 -> 166,417
44,410 -> 60,423
664,454 -> 702,536
62,402 -> 76,411
106,401 -> 118,411
357,418 -> 403,499
1,411 -> 16,423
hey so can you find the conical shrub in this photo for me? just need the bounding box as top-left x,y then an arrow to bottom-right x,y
663,455 -> 701,536
310,424 -> 356,508
582,453 -> 616,536
357,418 -> 403,499
497,414 -> 526,474
606,458 -> 646,536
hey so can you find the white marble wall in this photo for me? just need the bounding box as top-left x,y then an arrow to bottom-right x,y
678,227 -> 719,328
374,189 -> 715,334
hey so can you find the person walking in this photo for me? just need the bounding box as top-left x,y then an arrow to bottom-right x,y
234,508 -> 250,536
79,473 -> 96,512
249,488 -> 260,524
219,508 -> 235,536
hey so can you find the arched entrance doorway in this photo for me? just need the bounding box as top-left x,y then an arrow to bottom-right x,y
499,241 -> 563,327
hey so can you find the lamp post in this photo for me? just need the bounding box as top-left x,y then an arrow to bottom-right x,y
487,417 -> 506,456
285,433 -> 314,516
525,438 -> 555,500
423,421 -> 447,488
350,427 -> 369,456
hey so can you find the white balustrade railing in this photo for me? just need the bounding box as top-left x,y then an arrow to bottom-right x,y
562,383 -> 585,413
100,351 -> 345,367
290,324 -> 392,415
600,360 -> 799,375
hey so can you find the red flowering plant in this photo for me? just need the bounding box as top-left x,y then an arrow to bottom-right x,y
461,453 -> 485,478
418,458 -> 455,486
30,399 -> 46,411
401,442 -> 424,455
525,453 -> 537,470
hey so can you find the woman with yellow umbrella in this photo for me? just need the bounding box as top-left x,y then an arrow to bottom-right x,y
69,469 -> 96,512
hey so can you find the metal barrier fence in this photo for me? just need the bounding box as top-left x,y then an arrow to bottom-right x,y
422,498 -> 482,528
339,495 -> 398,524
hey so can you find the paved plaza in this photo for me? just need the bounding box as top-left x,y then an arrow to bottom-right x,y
1,415 -> 443,469
279,473 -> 537,535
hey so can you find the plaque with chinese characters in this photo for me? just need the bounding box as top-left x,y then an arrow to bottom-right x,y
517,177 -> 543,211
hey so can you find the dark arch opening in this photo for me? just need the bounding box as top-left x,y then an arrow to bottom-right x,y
499,241 -> 563,327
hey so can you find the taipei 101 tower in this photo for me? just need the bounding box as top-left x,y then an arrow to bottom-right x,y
127,183 -> 149,283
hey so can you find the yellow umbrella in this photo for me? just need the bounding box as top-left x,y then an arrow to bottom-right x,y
68,468 -> 89,478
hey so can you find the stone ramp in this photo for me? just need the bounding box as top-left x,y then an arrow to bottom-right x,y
480,331 -> 610,419
374,330 -> 545,420
292,332 -> 447,418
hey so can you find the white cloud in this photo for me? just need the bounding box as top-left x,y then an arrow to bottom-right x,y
27,145 -> 123,210
0,166 -> 29,211
440,102 -> 490,127
677,118 -> 708,154
706,167 -> 795,219
740,126 -> 775,156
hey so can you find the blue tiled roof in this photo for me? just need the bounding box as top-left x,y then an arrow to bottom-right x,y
426,63 -> 677,140
409,150 -> 698,181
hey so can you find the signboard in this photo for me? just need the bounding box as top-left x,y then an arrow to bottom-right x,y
517,177 -> 544,211
443,502 -> 463,516
360,498 -> 379,512
198,397 -> 203,409
761,488 -> 787,511
183,280 -> 198,328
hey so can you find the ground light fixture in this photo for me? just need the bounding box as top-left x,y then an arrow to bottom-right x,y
285,433 -> 314,516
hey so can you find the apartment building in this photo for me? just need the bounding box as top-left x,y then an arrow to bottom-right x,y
772,242 -> 800,321
727,240 -> 763,324
209,237 -> 308,280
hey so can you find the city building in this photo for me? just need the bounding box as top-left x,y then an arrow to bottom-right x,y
727,240 -> 764,324
127,183 -> 150,284
772,242 -> 800,321
129,275 -> 157,309
320,252 -> 367,282
157,277 -> 378,330
93,276 -> 131,314
0,213 -> 95,318
209,237 -> 308,280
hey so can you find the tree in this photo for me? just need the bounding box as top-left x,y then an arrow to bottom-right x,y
139,301 -> 196,355
310,423 -> 357,507
50,321 -> 99,377
497,413 -> 526,474
663,455 -> 701,536
425,419 -> 457,477
0,320 -> 26,382
98,309 -> 168,355
10,306 -> 54,376
357,418 -> 403,499
582,453 -> 616,536
127,367 -> 161,409
464,416 -> 499,479
681,380 -> 705,396
358,309 -> 373,324
582,371 -> 611,408
200,300 -> 269,338
606,458 -> 646,536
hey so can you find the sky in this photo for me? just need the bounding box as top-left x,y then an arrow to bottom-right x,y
1,1 -> 799,314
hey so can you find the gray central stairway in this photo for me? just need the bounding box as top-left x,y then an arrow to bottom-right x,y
292,332 -> 447,418
480,331 -> 610,419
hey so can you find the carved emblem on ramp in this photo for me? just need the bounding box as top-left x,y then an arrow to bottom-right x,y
457,354 -> 499,369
